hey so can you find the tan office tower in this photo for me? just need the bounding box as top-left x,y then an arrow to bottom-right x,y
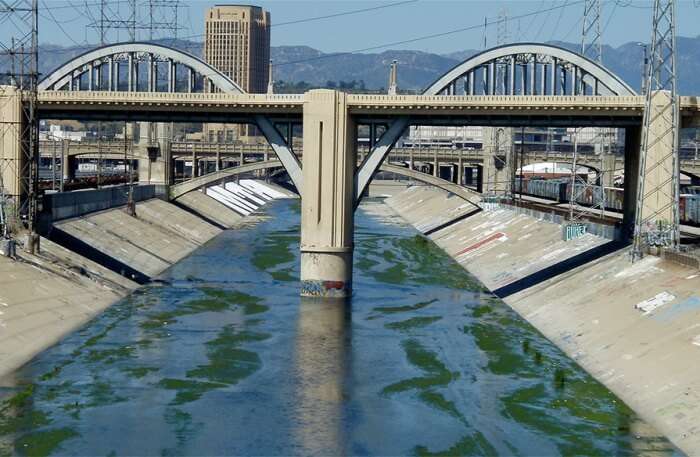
204,5 -> 271,143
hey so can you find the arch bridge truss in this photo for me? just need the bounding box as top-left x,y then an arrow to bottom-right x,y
424,43 -> 635,97
37,42 -> 640,206
38,42 -> 243,94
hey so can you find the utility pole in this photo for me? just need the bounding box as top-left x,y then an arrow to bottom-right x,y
632,0 -> 680,260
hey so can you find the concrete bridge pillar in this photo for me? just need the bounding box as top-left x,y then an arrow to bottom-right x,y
638,91 -> 678,225
601,153 -> 616,188
300,90 -> 356,297
136,122 -> 172,186
0,86 -> 24,205
61,142 -> 76,182
623,125 -> 642,239
482,127 -> 513,196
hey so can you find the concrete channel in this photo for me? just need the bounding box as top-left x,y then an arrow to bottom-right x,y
385,184 -> 700,455
0,179 -> 296,381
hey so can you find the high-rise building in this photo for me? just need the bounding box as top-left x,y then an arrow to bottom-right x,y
204,5 -> 270,94
203,5 -> 270,144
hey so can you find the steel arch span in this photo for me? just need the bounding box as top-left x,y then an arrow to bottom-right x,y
38,42 -> 245,93
423,43 -> 636,96
38,42 -> 303,189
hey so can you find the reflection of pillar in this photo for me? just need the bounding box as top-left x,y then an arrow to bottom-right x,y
300,90 -> 356,297
293,297 -> 348,456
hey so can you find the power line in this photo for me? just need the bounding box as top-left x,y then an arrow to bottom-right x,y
274,0 -> 586,68
170,0 -> 419,42
39,0 -> 87,47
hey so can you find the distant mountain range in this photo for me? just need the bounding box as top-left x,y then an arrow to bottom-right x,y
12,36 -> 700,94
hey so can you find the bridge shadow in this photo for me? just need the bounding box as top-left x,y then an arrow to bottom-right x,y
492,239 -> 627,299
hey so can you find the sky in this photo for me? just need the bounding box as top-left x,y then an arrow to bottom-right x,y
22,0 -> 700,55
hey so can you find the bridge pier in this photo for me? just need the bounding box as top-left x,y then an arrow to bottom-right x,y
0,86 -> 24,206
623,125 -> 642,239
300,90 -> 355,297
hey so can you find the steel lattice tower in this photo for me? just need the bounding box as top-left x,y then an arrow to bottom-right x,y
581,0 -> 602,63
0,0 -> 39,248
632,0 -> 680,260
566,0 -> 606,235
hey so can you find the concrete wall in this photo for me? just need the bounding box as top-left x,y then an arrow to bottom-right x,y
386,185 -> 700,455
40,184 -> 168,225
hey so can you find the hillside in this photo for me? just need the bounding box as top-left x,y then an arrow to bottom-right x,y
10,36 -> 700,93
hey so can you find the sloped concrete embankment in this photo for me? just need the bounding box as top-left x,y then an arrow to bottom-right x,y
386,185 -> 700,455
0,180 -> 295,379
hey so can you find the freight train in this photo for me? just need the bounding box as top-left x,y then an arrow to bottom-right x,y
513,177 -> 700,225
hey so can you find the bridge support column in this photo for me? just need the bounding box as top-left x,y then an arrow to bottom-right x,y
622,125 -> 642,240
300,90 -> 356,298
0,86 -> 23,207
600,153 -> 616,188
61,142 -> 76,183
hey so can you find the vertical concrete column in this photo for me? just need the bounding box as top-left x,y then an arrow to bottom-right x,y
409,148 -> 414,170
637,91 -> 678,226
300,90 -> 356,298
602,153 -> 616,188
623,125 -> 642,239
458,150 -> 464,185
433,150 -> 438,177
61,139 -> 76,182
191,144 -> 198,178
0,86 -> 23,205
216,143 -> 221,171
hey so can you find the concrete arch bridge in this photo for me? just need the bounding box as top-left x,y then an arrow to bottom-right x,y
2,40 -> 694,295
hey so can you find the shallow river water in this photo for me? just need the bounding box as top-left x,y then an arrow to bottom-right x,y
0,199 -> 678,456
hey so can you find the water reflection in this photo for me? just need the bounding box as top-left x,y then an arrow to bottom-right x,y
293,297 -> 349,456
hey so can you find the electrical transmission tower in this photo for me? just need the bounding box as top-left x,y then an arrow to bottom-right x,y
91,0 -> 182,43
483,8 -> 514,204
91,0 -> 137,44
565,0 -> 605,239
631,0 -> 680,260
0,0 -> 40,251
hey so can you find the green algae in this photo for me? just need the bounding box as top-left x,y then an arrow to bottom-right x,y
374,263 -> 408,284
85,381 -> 127,408
383,340 -> 460,418
471,304 -> 493,318
385,316 -> 442,331
414,431 -> 497,457
251,234 -> 297,279
157,325 -> 270,405
162,407 -> 201,456
140,289 -> 266,329
85,345 -> 136,364
121,366 -> 159,379
186,327 -> 270,385
13,427 -> 78,457
158,378 -> 226,405
418,391 -> 462,420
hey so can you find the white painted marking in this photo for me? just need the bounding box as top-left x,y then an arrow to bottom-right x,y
686,274 -> 699,280
635,291 -> 676,315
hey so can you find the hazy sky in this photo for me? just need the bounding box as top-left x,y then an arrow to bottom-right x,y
30,0 -> 700,55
